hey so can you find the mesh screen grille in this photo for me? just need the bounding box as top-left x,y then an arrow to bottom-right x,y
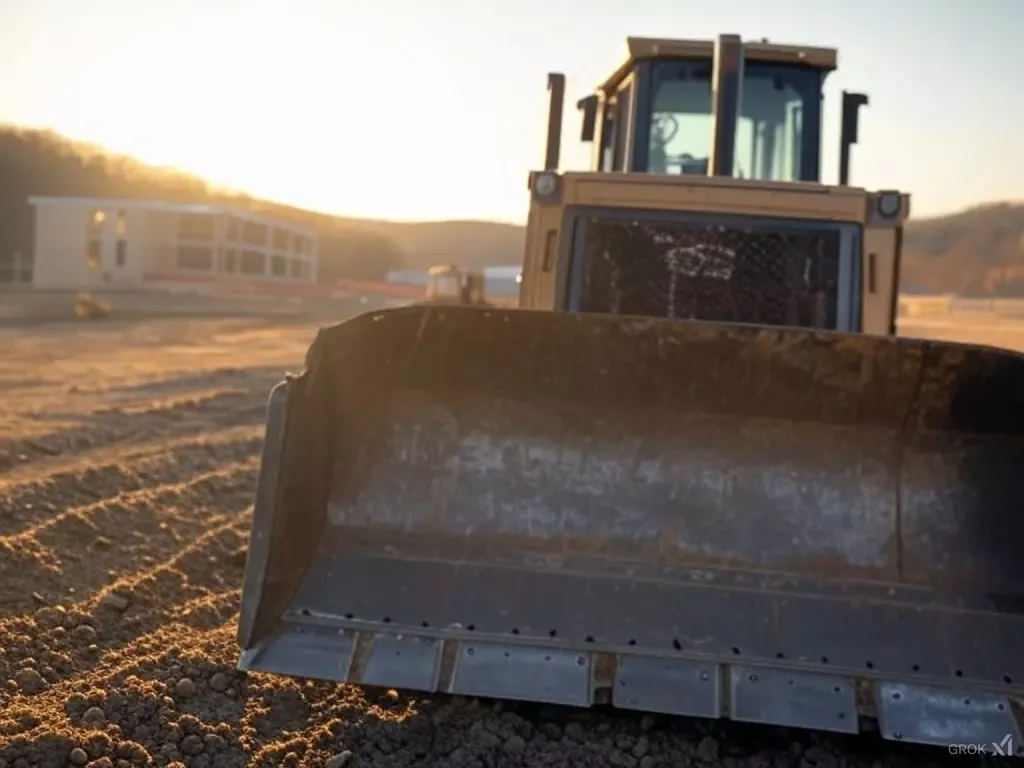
577,217 -> 843,329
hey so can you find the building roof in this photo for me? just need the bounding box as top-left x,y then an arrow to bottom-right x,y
27,196 -> 318,237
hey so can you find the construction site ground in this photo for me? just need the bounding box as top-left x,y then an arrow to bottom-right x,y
0,305 -> 1015,768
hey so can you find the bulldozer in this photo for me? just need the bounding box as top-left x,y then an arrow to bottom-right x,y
237,34 -> 1024,757
423,264 -> 489,305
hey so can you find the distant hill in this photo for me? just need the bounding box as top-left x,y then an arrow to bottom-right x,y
901,203 -> 1024,296
1,125 -> 1020,294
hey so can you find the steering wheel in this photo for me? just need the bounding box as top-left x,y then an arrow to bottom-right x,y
651,113 -> 679,145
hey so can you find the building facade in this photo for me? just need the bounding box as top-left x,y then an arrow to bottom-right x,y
28,196 -> 319,290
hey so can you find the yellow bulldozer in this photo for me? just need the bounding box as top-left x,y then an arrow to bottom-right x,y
237,34 -> 1024,757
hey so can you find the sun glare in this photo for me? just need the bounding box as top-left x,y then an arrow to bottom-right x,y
26,1 -> 539,222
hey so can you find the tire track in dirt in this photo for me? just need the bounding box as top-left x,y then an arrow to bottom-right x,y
0,459 -> 258,616
5,456 -> 256,545
0,388 -> 268,474
0,509 -> 261,767
0,422 -> 262,488
96,366 -> 288,398
0,428 -> 264,536
0,346 -> 271,762
0,507 -> 253,709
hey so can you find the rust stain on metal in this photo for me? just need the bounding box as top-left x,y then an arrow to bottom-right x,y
592,651 -> 617,690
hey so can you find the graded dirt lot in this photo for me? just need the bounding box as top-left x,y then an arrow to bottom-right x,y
0,313 -> 1010,768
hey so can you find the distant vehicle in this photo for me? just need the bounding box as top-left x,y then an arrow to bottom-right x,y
424,264 -> 488,305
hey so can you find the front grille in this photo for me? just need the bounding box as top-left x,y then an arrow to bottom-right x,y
577,216 -> 843,329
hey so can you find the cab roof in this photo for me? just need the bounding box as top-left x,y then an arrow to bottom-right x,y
599,36 -> 838,95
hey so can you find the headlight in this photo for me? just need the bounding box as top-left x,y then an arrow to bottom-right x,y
534,172 -> 558,197
877,192 -> 902,218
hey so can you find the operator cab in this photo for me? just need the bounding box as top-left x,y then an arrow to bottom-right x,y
550,35 -> 868,185
528,35 -> 906,337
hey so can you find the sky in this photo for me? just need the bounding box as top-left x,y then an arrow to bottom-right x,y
0,0 -> 1020,224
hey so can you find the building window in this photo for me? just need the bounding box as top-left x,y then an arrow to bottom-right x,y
225,248 -> 237,273
177,214 -> 216,241
115,240 -> 127,266
226,217 -> 239,241
293,236 -> 307,255
271,254 -> 287,277
240,250 -> 264,274
273,229 -> 290,250
0,251 -> 30,284
176,246 -> 213,270
289,259 -> 302,278
116,210 -> 127,236
86,239 -> 101,269
240,221 -> 267,246
90,210 -> 106,231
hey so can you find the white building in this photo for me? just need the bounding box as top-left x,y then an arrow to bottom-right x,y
28,196 -> 319,290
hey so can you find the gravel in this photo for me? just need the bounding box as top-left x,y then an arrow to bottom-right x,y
0,318 -> 990,768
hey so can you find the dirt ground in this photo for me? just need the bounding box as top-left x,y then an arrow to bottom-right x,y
0,314 -> 1012,768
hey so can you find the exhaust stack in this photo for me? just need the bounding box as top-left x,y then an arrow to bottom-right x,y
709,34 -> 744,177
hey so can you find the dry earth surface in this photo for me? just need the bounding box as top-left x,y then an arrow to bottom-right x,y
0,312 -> 1014,768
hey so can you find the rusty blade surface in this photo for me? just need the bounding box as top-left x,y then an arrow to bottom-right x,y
241,305 -> 1024,674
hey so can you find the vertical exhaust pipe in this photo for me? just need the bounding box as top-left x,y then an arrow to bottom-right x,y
578,95 -> 598,143
839,91 -> 869,186
545,73 -> 566,171
709,34 -> 744,177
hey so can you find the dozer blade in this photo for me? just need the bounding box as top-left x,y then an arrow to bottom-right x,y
238,305 -> 1024,755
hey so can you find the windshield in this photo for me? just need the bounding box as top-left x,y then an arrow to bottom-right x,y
646,59 -> 822,182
